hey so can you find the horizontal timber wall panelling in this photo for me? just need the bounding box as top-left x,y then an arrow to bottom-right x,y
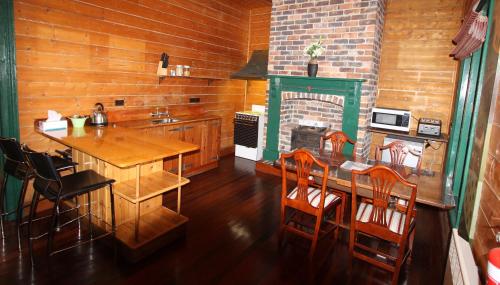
244,6 -> 271,110
14,0 -> 253,153
374,0 -> 464,172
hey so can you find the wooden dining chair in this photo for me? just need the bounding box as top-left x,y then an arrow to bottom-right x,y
279,149 -> 343,259
375,140 -> 422,174
349,165 -> 417,285
319,131 -> 356,223
320,131 -> 357,159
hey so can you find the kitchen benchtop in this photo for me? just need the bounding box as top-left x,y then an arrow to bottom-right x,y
115,114 -> 220,129
38,125 -> 199,168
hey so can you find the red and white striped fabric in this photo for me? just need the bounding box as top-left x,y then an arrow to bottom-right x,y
287,186 -> 340,208
451,1 -> 488,60
356,202 -> 413,235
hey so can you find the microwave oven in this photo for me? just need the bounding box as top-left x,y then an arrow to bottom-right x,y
370,107 -> 411,132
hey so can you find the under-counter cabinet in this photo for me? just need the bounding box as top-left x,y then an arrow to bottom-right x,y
141,118 -> 221,176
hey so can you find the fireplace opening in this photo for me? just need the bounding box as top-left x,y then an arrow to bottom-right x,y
291,126 -> 328,152
278,91 -> 345,152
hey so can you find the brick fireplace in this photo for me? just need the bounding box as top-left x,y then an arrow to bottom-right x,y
279,92 -> 344,152
265,0 -> 387,158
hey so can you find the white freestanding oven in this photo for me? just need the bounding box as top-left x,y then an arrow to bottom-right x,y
233,106 -> 265,161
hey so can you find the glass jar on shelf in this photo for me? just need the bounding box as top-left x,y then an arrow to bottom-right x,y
175,65 -> 183,77
183,65 -> 191,77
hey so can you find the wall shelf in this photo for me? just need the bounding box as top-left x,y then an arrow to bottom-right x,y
158,75 -> 223,85
368,127 -> 449,143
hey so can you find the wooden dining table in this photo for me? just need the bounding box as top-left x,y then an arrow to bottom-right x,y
276,150 -> 455,210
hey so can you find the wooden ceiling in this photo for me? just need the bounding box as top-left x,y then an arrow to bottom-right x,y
234,0 -> 272,9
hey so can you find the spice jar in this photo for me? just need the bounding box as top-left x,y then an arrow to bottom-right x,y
175,65 -> 183,77
183,65 -> 191,77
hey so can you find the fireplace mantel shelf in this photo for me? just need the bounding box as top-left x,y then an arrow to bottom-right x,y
268,75 -> 364,82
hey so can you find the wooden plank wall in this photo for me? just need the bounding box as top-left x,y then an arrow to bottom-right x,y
243,6 -> 271,110
14,0 -> 252,154
373,0 -> 464,172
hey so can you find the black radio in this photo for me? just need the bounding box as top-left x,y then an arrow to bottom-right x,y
417,118 -> 441,137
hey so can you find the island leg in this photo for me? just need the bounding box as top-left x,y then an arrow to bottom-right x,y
177,153 -> 182,214
135,164 -> 141,241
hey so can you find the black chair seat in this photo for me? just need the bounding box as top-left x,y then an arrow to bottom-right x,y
35,170 -> 115,201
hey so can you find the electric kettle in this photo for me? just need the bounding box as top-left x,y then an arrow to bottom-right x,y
91,103 -> 108,126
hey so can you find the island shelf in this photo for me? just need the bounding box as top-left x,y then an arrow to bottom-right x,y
113,168 -> 190,204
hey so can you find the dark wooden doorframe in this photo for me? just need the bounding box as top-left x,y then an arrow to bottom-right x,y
0,0 -> 21,218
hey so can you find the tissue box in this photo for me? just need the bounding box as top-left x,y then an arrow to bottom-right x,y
39,120 -> 68,131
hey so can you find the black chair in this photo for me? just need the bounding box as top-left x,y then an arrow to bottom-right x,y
0,137 -> 77,250
23,148 -> 116,263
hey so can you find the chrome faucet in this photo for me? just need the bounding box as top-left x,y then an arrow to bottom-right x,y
151,107 -> 169,117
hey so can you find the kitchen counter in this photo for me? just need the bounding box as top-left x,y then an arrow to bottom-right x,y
114,114 -> 222,177
38,125 -> 199,261
40,125 -> 198,168
115,114 -> 220,129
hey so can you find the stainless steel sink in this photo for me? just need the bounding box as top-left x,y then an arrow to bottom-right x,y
151,118 -> 180,124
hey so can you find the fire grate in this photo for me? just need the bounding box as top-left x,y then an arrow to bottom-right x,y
291,126 -> 328,151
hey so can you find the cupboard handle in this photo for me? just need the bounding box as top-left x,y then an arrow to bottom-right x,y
169,128 -> 182,132
184,126 -> 194,130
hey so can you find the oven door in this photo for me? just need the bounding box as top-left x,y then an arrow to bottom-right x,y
234,119 -> 259,148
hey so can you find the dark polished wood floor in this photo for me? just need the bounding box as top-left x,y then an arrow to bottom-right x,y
0,156 -> 450,285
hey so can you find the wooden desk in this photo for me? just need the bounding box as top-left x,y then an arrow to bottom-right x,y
277,151 -> 455,209
38,125 -> 198,261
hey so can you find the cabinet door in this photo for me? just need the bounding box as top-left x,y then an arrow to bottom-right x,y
182,122 -> 203,172
203,119 -> 221,164
163,124 -> 183,173
143,126 -> 165,136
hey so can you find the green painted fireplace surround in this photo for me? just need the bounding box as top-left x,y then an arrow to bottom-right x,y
263,75 -> 364,161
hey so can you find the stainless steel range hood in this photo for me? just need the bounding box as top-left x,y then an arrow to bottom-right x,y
230,50 -> 268,80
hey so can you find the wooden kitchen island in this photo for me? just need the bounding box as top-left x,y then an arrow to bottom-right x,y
38,125 -> 198,261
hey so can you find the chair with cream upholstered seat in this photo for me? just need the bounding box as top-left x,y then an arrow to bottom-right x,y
349,165 -> 417,285
279,149 -> 343,259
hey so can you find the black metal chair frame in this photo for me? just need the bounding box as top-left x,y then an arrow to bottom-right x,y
23,148 -> 116,263
0,137 -> 77,251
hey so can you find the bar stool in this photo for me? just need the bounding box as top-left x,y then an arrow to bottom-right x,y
23,148 -> 116,263
0,137 -> 77,250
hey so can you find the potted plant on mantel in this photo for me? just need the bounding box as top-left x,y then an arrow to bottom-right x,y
304,37 -> 325,77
